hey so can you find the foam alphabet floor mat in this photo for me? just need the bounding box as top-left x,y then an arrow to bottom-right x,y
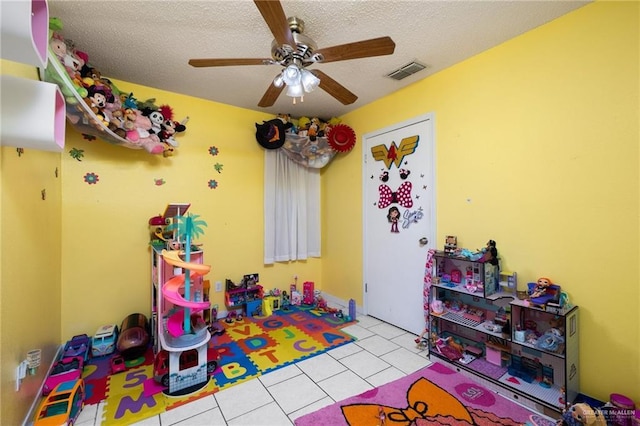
81,305 -> 355,425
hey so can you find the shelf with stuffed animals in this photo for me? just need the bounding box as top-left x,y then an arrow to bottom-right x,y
41,19 -> 187,156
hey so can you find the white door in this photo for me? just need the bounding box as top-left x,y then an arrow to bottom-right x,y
363,114 -> 435,335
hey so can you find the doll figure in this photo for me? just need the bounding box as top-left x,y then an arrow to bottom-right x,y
387,206 -> 400,233
530,277 -> 552,298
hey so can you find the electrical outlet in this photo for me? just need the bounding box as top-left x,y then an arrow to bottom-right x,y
215,281 -> 222,292
15,361 -> 27,391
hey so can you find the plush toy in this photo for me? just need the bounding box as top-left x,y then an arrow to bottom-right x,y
102,96 -> 126,138
125,109 -> 165,154
47,32 -> 88,101
49,35 -> 67,63
558,403 -> 607,426
83,85 -> 111,126
276,113 -> 295,133
308,117 -> 320,141
141,107 -> 164,135
157,105 -> 187,148
121,93 -> 138,110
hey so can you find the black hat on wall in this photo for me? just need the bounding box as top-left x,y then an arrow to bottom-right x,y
255,119 -> 287,149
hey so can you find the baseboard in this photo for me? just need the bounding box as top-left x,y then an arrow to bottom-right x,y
318,292 -> 363,318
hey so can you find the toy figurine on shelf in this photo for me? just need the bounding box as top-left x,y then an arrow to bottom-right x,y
480,239 -> 499,265
530,277 -> 552,298
444,235 -> 457,255
281,291 -> 291,311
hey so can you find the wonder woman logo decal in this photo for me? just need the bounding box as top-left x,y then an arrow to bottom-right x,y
370,135 -> 419,169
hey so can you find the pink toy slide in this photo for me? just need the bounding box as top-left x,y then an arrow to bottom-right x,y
161,250 -> 211,337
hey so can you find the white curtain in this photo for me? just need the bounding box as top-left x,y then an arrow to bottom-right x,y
264,149 -> 321,264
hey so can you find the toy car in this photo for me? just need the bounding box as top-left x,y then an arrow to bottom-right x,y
92,324 -> 118,357
34,379 -> 85,426
116,313 -> 150,360
62,334 -> 91,362
110,354 -> 126,374
42,356 -> 84,396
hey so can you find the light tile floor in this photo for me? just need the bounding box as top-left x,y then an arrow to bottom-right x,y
77,313 -> 433,426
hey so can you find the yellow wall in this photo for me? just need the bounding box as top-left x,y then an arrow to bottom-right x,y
1,61 -> 63,425
323,1 -> 638,403
1,1 -> 638,423
59,82 -> 322,338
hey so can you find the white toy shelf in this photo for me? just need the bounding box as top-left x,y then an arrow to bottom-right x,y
0,75 -> 65,152
0,0 -> 67,152
0,0 -> 49,69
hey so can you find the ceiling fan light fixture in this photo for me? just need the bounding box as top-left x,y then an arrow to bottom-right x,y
273,74 -> 285,88
282,64 -> 301,86
286,82 -> 304,98
300,69 -> 320,92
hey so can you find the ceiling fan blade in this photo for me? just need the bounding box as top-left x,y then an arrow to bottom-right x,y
258,79 -> 285,107
189,58 -> 273,67
315,36 -> 396,63
310,70 -> 358,105
254,0 -> 296,48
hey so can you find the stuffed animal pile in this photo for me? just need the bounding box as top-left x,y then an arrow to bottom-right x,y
44,19 -> 187,156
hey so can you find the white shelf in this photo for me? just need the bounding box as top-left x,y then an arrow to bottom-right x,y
0,75 -> 65,151
435,311 -> 508,339
433,281 -> 515,301
0,0 -> 49,68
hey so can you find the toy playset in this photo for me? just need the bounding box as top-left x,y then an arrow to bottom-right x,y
425,238 -> 585,415
148,203 -> 213,395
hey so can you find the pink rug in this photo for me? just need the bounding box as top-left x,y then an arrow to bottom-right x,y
295,362 -> 557,426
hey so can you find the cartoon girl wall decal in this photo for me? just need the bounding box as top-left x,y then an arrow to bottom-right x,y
387,206 -> 400,233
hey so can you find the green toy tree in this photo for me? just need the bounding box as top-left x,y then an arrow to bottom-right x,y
166,213 -> 207,333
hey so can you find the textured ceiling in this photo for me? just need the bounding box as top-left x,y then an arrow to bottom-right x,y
47,0 -> 590,120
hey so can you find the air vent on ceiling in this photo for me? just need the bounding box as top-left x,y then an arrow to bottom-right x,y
386,61 -> 427,80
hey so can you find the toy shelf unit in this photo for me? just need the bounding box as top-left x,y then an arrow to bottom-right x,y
225,278 -> 264,318
1,0 -> 67,152
431,250 -> 505,299
428,279 -> 579,415
150,246 -> 212,395
1,0 -> 50,69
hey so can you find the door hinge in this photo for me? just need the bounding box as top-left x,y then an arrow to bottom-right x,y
365,282 -> 368,292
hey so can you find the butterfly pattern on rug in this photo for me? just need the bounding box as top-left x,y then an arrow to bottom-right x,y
340,377 -> 524,426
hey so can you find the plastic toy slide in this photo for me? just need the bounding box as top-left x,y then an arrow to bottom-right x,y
161,250 -> 211,274
161,250 -> 211,337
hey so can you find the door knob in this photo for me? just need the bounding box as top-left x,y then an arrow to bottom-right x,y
419,237 -> 428,246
